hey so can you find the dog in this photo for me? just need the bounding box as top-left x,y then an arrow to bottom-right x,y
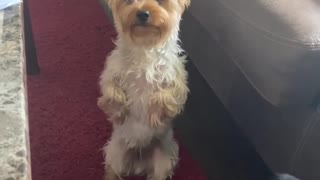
98,0 -> 190,179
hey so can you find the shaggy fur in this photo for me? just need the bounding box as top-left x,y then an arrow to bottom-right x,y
98,0 -> 190,179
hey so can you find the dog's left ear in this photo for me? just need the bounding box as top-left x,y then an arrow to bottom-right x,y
178,0 -> 191,10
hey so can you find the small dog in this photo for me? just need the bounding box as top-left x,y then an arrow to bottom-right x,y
98,0 -> 190,179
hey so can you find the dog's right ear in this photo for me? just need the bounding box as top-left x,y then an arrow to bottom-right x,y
106,0 -> 114,9
103,0 -> 114,22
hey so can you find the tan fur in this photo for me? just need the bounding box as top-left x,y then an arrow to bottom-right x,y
98,78 -> 128,124
99,0 -> 190,179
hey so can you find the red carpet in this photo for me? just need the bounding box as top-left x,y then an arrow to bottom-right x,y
27,0 -> 205,180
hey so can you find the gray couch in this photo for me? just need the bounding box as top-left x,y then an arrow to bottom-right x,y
180,0 -> 320,180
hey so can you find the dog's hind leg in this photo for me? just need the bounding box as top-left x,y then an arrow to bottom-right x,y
105,164 -> 123,180
148,140 -> 179,180
104,139 -> 127,180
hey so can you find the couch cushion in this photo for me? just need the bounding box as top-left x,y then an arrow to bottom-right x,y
187,0 -> 320,107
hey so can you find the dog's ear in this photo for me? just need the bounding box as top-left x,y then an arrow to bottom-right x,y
178,0 -> 191,10
105,0 -> 114,9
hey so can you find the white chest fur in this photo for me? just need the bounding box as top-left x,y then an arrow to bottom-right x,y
116,50 -> 180,122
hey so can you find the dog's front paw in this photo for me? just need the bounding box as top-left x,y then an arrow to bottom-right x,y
101,85 -> 127,106
149,91 -> 182,122
98,96 -> 128,125
147,103 -> 166,128
97,96 -> 114,114
110,107 -> 128,125
148,111 -> 164,128
98,83 -> 127,113
163,104 -> 181,119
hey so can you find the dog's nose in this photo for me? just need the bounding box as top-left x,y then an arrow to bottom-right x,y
136,11 -> 150,23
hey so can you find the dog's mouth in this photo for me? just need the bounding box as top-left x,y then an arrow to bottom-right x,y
131,24 -> 160,35
128,23 -> 164,46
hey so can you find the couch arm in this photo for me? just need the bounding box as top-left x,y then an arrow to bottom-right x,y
183,0 -> 320,108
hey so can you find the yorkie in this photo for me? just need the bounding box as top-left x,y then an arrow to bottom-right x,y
98,0 -> 190,179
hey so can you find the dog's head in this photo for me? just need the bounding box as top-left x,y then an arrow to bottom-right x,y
107,0 -> 190,48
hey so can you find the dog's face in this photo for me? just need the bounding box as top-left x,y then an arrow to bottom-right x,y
107,0 -> 190,47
